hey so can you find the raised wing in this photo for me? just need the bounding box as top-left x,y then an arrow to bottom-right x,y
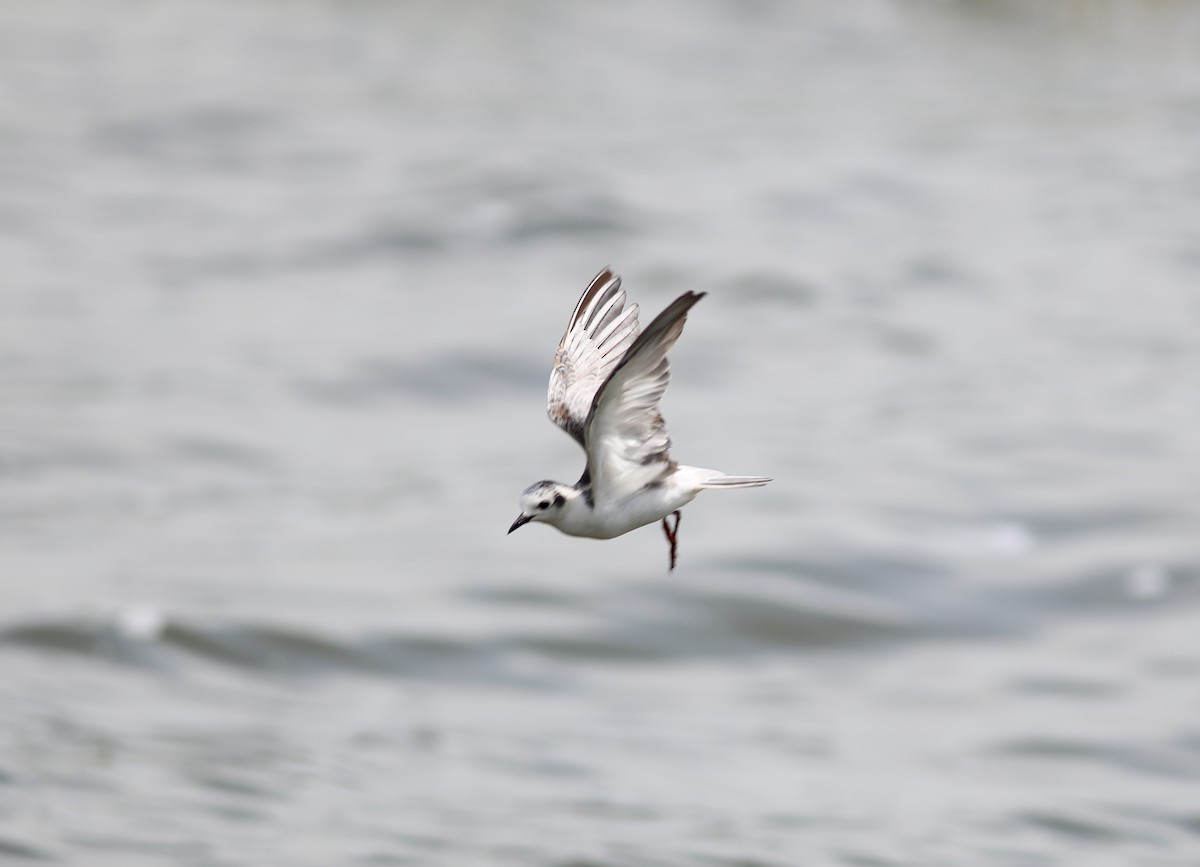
547,267 -> 641,447
584,291 -> 705,499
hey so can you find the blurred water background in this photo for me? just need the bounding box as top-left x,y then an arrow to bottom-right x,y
2,1 -> 1200,864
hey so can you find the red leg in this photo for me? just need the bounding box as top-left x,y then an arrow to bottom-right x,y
661,511 -> 681,571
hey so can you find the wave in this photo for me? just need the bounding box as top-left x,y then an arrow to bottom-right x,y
0,584 -> 915,681
3,555 -> 1195,680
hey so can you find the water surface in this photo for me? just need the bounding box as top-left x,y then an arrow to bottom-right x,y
2,2 -> 1199,865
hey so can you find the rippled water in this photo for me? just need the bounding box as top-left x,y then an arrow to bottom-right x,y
3,1 -> 1200,865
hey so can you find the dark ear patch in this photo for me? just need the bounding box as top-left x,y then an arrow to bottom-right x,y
553,493 -> 566,508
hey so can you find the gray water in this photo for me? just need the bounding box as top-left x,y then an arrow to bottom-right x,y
2,1 -> 1200,864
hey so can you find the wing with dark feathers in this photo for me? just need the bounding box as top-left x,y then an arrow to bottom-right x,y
584,291 -> 705,499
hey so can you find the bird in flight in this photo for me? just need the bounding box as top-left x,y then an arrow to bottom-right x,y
508,267 -> 770,570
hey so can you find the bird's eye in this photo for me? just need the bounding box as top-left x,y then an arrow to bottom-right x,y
537,501 -> 549,510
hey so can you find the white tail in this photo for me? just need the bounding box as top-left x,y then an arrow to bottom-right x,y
696,474 -> 772,489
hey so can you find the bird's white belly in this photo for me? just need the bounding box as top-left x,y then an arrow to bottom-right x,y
559,484 -> 699,539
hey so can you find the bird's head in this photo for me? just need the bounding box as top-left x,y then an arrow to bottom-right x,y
508,481 -> 572,533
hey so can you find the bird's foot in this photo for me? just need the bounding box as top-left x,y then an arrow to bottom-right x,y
660,510 -> 682,571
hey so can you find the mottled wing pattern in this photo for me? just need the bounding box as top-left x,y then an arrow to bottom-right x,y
546,267 -> 641,447
584,291 -> 705,500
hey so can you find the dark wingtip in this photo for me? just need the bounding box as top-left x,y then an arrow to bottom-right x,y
668,290 -> 705,321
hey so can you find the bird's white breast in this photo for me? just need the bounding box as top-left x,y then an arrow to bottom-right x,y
554,473 -> 701,539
